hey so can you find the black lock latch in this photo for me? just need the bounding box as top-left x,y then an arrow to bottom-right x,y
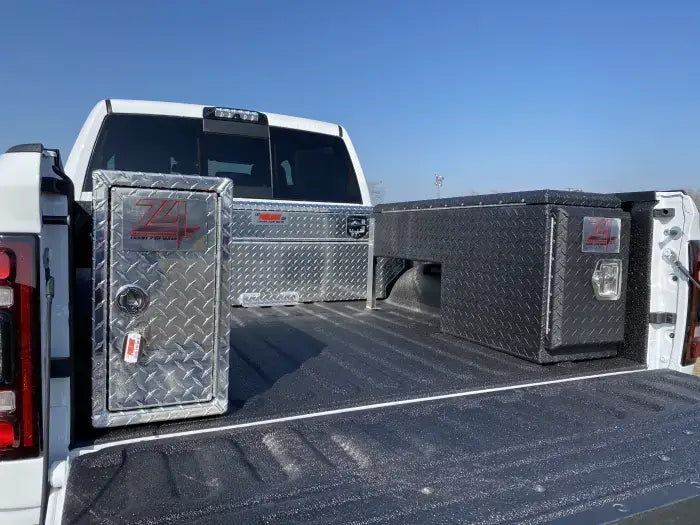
116,286 -> 149,315
347,215 -> 369,239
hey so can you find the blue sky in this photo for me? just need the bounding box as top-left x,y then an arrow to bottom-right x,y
1,1 -> 699,201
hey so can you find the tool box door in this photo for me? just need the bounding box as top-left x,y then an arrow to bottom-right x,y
106,187 -> 219,411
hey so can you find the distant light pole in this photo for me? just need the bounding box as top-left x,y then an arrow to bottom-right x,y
434,174 -> 444,199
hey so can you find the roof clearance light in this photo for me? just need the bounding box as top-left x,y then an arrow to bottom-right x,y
211,107 -> 260,123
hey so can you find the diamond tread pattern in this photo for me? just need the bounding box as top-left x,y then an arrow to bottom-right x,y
91,170 -> 232,428
548,206 -> 631,350
374,256 -> 407,299
375,189 -> 622,212
231,242 -> 369,305
229,201 -> 373,305
107,187 -> 218,410
230,203 -> 371,240
375,201 -> 631,363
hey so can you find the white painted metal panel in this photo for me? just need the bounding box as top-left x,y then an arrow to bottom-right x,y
647,191 -> 700,373
0,151 -> 42,233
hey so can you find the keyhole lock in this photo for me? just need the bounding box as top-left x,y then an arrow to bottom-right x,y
116,286 -> 149,315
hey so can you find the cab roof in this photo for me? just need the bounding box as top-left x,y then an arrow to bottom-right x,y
108,99 -> 343,137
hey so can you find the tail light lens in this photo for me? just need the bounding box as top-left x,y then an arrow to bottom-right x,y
682,242 -> 700,366
0,235 -> 40,459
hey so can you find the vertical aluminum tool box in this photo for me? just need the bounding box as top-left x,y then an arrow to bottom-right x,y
91,171 -> 232,427
373,190 -> 631,364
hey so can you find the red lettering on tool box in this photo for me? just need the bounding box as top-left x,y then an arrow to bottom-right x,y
259,213 -> 283,222
130,198 -> 201,248
585,218 -> 617,247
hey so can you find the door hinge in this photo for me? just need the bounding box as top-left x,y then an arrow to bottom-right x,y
649,312 -> 677,324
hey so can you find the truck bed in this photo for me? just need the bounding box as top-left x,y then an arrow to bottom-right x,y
82,301 -> 641,444
64,369 -> 700,524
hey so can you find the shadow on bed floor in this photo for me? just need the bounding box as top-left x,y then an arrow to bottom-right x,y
227,320 -> 328,411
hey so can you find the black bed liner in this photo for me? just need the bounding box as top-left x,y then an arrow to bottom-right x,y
64,369 -> 700,525
81,301 -> 641,444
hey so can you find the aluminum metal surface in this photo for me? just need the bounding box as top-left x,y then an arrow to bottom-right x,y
374,256 -> 406,299
375,189 -> 622,212
230,199 -> 372,240
230,200 -> 373,306
232,242 -> 368,305
91,170 -> 232,427
548,206 -> 630,350
374,199 -> 631,363
120,194 -> 211,252
366,217 -> 376,309
107,187 -> 218,411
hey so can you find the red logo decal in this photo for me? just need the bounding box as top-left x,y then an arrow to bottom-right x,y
259,213 -> 283,222
585,218 -> 617,247
129,198 -> 200,248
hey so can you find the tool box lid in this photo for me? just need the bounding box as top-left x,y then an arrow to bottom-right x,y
375,189 -> 621,213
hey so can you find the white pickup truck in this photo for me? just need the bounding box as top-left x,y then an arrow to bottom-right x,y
0,99 -> 699,525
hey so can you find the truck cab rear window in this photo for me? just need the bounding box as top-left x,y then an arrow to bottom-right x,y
84,114 -> 362,203
270,127 -> 362,203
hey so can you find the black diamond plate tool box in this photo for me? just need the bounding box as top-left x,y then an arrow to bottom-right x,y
91,170 -> 232,427
374,190 -> 631,364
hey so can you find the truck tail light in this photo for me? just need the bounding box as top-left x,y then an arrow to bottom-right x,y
0,250 -> 11,280
682,242 -> 700,366
0,422 -> 14,447
0,235 -> 40,459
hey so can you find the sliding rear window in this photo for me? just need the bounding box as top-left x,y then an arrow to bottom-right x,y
270,127 -> 361,203
84,114 -> 362,203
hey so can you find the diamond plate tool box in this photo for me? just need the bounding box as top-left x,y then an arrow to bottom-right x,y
91,170 -> 232,427
374,190 -> 631,364
229,200 -> 381,306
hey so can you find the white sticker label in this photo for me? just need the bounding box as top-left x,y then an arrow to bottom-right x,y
123,332 -> 142,363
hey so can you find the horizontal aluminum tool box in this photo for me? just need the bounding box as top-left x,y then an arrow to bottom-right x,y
91,171 -> 232,427
229,200 -> 401,306
373,190 -> 631,364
